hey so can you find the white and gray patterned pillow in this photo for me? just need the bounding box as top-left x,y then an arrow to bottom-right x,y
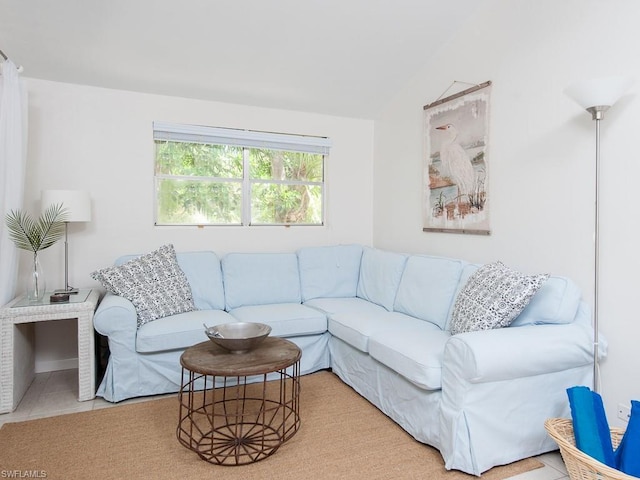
91,244 -> 195,328
450,261 -> 549,335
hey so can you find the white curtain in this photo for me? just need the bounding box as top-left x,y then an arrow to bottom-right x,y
0,60 -> 28,305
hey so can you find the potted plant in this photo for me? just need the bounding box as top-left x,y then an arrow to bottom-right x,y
5,203 -> 68,301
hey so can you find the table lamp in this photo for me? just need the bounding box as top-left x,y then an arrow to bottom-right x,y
41,190 -> 92,294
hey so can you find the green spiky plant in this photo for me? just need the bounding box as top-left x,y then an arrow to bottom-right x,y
5,203 -> 69,253
5,203 -> 69,299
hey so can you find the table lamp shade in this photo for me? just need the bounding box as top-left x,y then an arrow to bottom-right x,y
41,190 -> 91,222
564,76 -> 633,110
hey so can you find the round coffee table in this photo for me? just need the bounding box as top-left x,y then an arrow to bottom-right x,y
177,336 -> 301,465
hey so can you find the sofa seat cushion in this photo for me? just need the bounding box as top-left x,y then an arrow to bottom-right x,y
304,297 -> 387,316
136,309 -> 237,353
369,324 -> 450,390
228,303 -> 327,338
329,311 -> 430,353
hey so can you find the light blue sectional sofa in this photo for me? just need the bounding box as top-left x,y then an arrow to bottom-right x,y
93,244 -> 597,475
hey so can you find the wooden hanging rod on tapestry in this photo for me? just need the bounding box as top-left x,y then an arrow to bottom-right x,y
424,80 -> 492,111
0,49 -> 8,61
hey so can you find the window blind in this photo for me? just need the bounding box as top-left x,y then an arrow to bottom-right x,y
153,121 -> 331,155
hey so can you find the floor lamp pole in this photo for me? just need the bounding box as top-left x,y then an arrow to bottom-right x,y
587,105 -> 607,392
564,75 -> 633,393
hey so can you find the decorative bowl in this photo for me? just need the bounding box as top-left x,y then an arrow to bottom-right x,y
204,322 -> 272,354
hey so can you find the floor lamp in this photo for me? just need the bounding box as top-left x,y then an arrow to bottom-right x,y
564,76 -> 633,392
41,190 -> 92,294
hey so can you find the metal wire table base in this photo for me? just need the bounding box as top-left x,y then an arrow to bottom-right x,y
177,362 -> 301,465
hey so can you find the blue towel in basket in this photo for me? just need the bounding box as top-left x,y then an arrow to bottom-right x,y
615,399 -> 640,477
567,386 -> 616,468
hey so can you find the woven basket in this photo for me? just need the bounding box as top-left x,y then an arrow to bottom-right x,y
544,418 -> 633,480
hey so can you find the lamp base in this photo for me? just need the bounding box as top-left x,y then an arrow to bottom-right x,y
54,287 -> 80,295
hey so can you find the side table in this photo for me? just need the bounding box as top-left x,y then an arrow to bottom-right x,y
0,289 -> 100,414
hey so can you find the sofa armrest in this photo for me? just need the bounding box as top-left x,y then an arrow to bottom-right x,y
443,320 -> 594,384
93,292 -> 138,337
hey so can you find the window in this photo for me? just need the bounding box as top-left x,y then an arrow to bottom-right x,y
153,122 -> 331,226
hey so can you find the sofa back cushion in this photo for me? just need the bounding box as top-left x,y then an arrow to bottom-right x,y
115,250 -> 225,311
222,252 -> 301,310
356,247 -> 408,311
445,263 -> 479,330
297,244 -> 363,301
510,275 -> 581,326
394,255 -> 464,330
445,263 -> 581,329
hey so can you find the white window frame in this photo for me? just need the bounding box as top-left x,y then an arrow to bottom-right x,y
153,121 -> 331,226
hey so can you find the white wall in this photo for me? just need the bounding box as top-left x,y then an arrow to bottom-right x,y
17,1 -> 640,428
20,78 -> 374,372
373,0 -> 640,427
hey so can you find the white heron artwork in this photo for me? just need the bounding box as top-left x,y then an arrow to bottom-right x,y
423,81 -> 491,235
434,123 -> 476,201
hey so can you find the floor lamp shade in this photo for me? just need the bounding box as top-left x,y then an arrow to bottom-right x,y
41,190 -> 92,222
564,76 -> 633,111
41,190 -> 92,294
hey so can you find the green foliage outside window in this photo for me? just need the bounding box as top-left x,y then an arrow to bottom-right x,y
155,140 -> 324,225
156,141 -> 243,177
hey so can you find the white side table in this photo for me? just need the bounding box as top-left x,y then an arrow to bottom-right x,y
0,289 -> 100,414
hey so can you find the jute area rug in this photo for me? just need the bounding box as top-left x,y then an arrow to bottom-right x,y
0,371 -> 542,480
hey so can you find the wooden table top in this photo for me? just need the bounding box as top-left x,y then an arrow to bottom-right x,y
180,336 -> 301,377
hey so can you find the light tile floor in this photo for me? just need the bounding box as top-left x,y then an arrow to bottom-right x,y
0,369 -> 570,480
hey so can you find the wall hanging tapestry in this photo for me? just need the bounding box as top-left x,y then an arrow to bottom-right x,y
423,80 -> 491,235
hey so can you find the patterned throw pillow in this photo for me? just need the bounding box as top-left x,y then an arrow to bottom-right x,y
91,244 -> 195,328
449,261 -> 549,335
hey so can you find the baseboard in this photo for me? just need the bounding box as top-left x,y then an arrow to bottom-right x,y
35,358 -> 79,373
